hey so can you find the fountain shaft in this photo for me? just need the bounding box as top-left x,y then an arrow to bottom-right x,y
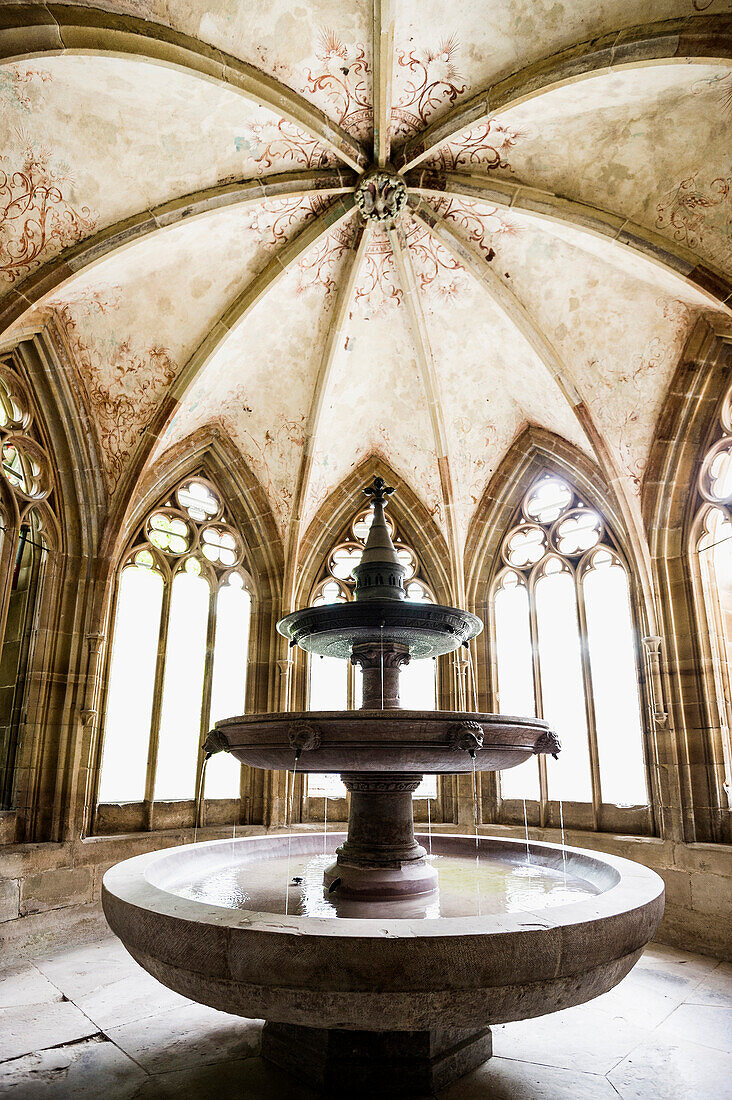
325,640 -> 437,899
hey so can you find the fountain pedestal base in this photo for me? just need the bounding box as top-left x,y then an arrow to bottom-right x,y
324,772 -> 437,899
261,1022 -> 492,1096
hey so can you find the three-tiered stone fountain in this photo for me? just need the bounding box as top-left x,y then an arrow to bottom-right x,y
103,475 -> 664,1096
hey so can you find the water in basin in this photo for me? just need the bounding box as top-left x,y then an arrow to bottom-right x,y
172,851 -> 600,919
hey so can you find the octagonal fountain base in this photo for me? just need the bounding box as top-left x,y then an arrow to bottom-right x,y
103,831 -> 664,1096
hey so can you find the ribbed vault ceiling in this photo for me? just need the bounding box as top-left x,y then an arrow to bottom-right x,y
0,2 -> 730,584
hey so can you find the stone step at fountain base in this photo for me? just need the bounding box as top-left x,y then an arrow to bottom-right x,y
261,1021 -> 493,1096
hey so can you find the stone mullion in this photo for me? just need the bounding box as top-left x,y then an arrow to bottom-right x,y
144,577 -> 173,831
525,569 -> 549,829
195,575 -> 219,833
574,562 -> 602,832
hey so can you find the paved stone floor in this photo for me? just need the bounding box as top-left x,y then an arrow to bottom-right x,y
0,937 -> 729,1098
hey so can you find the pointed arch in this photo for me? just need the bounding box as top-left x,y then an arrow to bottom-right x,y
644,315 -> 732,844
89,423 -> 282,834
0,328 -> 105,842
296,453 -> 452,611
467,423 -> 658,836
465,425 -> 632,611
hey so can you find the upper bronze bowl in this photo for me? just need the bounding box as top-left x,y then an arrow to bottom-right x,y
277,598 -> 483,659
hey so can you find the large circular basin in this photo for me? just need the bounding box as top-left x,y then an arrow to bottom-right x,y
102,832 -> 664,1031
212,710 -> 556,772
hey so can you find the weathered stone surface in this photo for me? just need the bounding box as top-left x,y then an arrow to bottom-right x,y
20,866 -> 93,915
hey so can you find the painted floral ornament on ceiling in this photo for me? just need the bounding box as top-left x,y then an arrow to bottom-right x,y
355,169 -> 407,223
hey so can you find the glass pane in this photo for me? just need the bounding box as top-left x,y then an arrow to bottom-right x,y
154,570 -> 210,801
400,658 -> 437,799
99,564 -> 163,803
584,558 -> 648,806
308,655 -> 347,796
524,478 -> 572,524
494,578 -> 540,800
308,654 -> 348,710
400,657 -> 436,709
535,568 -> 593,802
205,582 -> 251,799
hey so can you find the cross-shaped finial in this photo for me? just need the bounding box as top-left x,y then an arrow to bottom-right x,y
363,476 -> 395,505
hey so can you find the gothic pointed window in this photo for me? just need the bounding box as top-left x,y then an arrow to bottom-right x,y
97,477 -> 253,824
491,473 -> 649,824
307,502 -> 437,800
694,390 -> 732,807
0,358 -> 56,813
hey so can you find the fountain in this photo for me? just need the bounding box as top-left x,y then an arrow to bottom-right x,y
103,475 -> 664,1096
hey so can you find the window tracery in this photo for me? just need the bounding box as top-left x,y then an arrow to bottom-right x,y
491,473 -> 649,820
97,476 -> 253,815
694,392 -> 732,806
0,357 -> 57,811
307,502 -> 437,799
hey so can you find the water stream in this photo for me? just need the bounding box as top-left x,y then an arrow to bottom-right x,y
465,643 -> 479,712
380,623 -> 385,709
471,755 -> 482,915
426,795 -> 432,855
522,798 -> 531,864
558,798 -> 568,884
323,793 -> 328,855
193,754 -> 209,845
285,757 -> 298,915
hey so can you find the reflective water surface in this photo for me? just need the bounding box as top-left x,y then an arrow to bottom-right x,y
173,852 -> 599,919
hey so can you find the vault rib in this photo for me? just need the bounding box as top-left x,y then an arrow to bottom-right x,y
408,171 -> 732,312
283,222 -> 370,612
409,197 -> 658,607
388,223 -> 464,603
0,170 -> 357,338
373,0 -> 396,167
394,15 -> 732,173
169,197 -> 357,407
0,3 -> 369,172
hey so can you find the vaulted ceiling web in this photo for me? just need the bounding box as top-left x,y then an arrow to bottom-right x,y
0,2 -> 730,577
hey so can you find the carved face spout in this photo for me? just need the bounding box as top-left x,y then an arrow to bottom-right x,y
355,168 -> 407,224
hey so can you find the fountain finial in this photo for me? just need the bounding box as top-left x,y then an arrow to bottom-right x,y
352,476 -> 406,601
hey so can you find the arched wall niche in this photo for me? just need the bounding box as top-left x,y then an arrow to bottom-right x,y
465,424 -> 663,837
84,423 -> 284,836
0,328 -> 105,843
644,315 -> 732,844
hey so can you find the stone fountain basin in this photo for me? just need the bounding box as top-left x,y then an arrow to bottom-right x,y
102,833 -> 664,1031
212,710 -> 554,772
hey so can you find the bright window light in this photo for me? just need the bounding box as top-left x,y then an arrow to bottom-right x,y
99,562 -> 163,803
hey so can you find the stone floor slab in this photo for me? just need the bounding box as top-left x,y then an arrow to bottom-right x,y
0,1001 -> 98,1062
74,971 -> 191,1030
653,1001 -> 732,1054
0,1036 -> 147,1099
492,1002 -> 652,1075
684,961 -> 732,1008
608,1033 -> 732,1100
0,963 -> 63,1010
438,1054 -> 619,1100
133,1055 -> 318,1099
106,1002 -> 262,1075
35,938 -> 140,1001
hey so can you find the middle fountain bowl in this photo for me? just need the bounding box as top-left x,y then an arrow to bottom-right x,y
207,474 -> 560,901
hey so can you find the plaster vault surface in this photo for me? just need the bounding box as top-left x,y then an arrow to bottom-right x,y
0,1 -> 731,562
